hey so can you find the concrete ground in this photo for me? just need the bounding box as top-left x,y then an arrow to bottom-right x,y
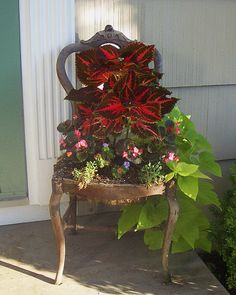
0,212 -> 229,295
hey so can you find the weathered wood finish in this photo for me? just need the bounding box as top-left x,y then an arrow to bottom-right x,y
49,177 -> 178,285
49,181 -> 65,285
161,180 -> 179,283
61,178 -> 165,201
56,25 -> 163,95
50,26 -> 177,285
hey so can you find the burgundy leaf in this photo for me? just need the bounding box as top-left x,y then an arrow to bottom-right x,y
131,121 -> 160,138
97,97 -> 126,119
99,45 -> 119,60
65,87 -> 103,103
159,97 -> 179,116
120,42 -> 155,66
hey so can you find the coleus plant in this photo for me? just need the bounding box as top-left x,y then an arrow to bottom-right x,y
57,41 -> 221,254
65,42 -> 177,138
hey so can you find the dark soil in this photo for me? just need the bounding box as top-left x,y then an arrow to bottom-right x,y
53,155 -> 141,184
199,251 -> 236,295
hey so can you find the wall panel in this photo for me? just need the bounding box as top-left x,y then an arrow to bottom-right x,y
20,0 -> 75,205
171,85 -> 236,160
76,0 -> 236,87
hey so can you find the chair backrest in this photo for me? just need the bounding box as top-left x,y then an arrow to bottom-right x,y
56,25 -> 162,95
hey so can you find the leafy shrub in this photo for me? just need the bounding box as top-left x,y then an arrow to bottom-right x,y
215,163 -> 236,290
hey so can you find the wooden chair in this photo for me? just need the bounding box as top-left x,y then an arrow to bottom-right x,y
49,25 -> 179,285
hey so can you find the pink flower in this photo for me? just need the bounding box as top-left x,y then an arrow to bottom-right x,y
133,147 -> 139,154
122,151 -> 128,158
138,148 -> 143,155
75,139 -> 88,149
66,151 -> 73,157
59,138 -> 66,148
132,152 -> 138,158
72,114 -> 78,120
132,146 -> 143,157
74,130 -> 81,138
164,152 -> 179,162
175,127 -> 181,135
168,152 -> 176,161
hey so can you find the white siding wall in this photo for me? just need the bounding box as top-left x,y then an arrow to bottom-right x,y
172,85 -> 236,160
76,0 -> 236,160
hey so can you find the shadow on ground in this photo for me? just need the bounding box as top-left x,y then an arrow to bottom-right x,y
0,212 -> 228,294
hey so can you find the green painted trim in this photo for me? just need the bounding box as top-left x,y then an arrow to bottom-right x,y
0,0 -> 27,199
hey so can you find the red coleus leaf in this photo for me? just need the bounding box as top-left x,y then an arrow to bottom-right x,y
121,70 -> 137,89
76,42 -> 155,87
65,87 -> 103,103
97,96 -> 126,119
131,121 -> 160,138
99,45 -> 119,60
89,116 -> 123,139
131,98 -> 162,122
105,74 -> 119,89
97,84 -> 177,125
77,104 -> 94,118
138,72 -> 158,86
76,49 -> 115,86
113,70 -> 136,95
159,97 -> 179,116
120,42 -> 155,66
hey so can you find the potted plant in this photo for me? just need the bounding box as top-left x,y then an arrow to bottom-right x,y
55,40 -> 221,283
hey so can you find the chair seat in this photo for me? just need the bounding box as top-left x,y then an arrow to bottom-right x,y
52,177 -> 165,203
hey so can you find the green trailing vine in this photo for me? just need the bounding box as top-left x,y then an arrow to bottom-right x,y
118,106 -> 222,254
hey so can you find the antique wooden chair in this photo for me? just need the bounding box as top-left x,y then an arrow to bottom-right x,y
49,25 -> 179,285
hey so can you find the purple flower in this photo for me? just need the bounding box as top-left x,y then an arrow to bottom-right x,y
123,161 -> 130,169
103,143 -> 109,147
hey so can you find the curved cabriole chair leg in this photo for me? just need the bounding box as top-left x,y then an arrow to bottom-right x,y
49,180 -> 65,285
161,180 -> 179,283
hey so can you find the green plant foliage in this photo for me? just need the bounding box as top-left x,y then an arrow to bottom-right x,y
72,161 -> 98,188
177,176 -> 199,200
57,39 -> 222,257
118,203 -> 143,239
118,106 -> 221,254
172,192 -> 210,253
214,163 -> 236,289
144,230 -> 164,250
197,181 -> 221,209
137,198 -> 168,230
139,162 -> 163,187
94,153 -> 109,168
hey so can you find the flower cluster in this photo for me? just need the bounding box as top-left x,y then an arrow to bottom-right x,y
163,152 -> 180,163
57,41 -> 181,187
122,145 -> 143,163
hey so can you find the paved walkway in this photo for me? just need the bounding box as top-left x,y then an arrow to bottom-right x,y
0,212 -> 229,295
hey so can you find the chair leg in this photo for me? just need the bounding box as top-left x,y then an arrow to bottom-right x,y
161,180 -> 179,283
49,180 -> 65,285
69,194 -> 77,235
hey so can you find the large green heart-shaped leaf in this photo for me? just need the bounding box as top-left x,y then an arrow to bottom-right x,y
144,230 -> 164,250
177,176 -> 199,200
118,203 -> 143,239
